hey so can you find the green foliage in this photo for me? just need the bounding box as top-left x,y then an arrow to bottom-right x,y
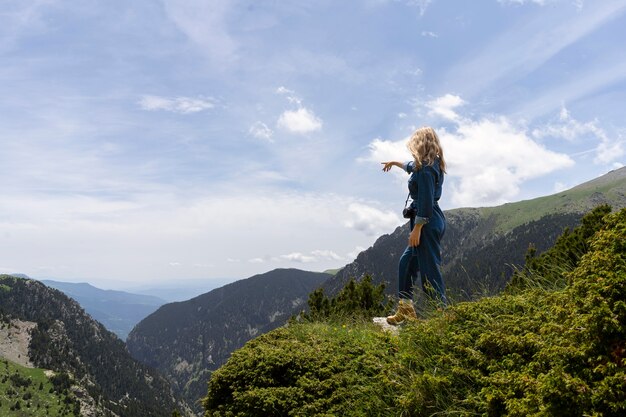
204,207 -> 626,417
304,275 -> 390,321
508,204 -> 612,291
203,322 -> 398,417
0,359 -> 79,417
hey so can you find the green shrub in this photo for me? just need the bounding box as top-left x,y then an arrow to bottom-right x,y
304,274 -> 390,321
204,322 -> 398,417
508,204 -> 611,291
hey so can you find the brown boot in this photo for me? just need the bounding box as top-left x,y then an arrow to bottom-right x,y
386,299 -> 418,325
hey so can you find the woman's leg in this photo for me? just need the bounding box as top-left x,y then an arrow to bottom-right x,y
417,218 -> 447,306
398,245 -> 419,300
389,245 -> 419,325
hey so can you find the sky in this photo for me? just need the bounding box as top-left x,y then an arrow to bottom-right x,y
1,0 -> 625,289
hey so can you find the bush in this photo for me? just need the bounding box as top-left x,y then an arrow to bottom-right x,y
304,274 -> 390,321
508,204 -> 611,291
204,322 -> 397,417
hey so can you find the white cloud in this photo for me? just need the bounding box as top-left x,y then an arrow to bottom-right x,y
277,249 -> 344,263
426,94 -> 465,121
344,203 -> 402,236
276,86 -> 295,95
365,137 -> 410,162
249,121 -> 274,142
310,250 -> 344,261
162,0 -> 237,63
498,0 -> 549,5
277,107 -> 323,134
248,258 -> 266,264
533,106 -> 625,165
276,86 -> 303,106
445,2 -> 626,99
421,31 -> 438,38
442,117 -> 574,206
406,0 -> 433,16
279,252 -> 315,263
139,95 -> 214,114
367,0 -> 432,16
532,106 -> 601,141
554,181 -> 568,192
498,0 -> 583,6
595,138 -> 625,165
274,87 -> 322,134
362,137 -> 414,181
346,246 -> 366,261
366,94 -> 575,207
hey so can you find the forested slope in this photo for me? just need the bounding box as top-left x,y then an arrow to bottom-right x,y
0,276 -> 190,417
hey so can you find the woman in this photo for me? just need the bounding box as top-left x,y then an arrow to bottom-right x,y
382,126 -> 447,325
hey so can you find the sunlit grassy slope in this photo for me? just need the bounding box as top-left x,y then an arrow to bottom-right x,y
0,358 -> 79,417
457,166 -> 626,233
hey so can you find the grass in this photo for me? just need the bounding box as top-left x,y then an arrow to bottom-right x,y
481,179 -> 625,233
0,358 -> 79,416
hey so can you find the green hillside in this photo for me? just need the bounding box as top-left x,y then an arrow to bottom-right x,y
0,358 -> 79,417
203,207 -> 626,416
478,166 -> 626,233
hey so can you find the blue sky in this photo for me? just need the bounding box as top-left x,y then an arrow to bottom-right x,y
1,0 -> 625,288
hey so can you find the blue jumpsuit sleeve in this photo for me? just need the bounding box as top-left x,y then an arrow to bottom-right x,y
403,161 -> 415,174
415,166 -> 435,225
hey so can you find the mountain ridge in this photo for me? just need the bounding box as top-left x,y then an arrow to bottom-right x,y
0,275 -> 191,416
324,166 -> 626,297
40,279 -> 166,340
127,268 -> 330,414
126,269 -> 330,410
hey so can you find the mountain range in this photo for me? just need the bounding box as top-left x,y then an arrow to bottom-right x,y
126,166 -> 626,413
0,274 -> 191,416
2,167 -> 624,416
40,280 -> 166,340
126,268 -> 329,414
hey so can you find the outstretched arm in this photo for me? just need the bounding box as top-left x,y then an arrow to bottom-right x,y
381,161 -> 404,172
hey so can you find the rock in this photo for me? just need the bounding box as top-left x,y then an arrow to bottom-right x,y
372,317 -> 399,335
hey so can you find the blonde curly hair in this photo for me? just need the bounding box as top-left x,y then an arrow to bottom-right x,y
406,126 -> 446,173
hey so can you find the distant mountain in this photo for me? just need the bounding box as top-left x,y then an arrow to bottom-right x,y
126,268 -> 330,414
0,275 -> 191,417
125,278 -> 234,302
325,166 -> 626,298
41,280 -> 166,340
6,273 -> 30,279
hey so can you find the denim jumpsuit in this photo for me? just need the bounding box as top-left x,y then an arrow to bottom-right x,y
399,159 -> 447,305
